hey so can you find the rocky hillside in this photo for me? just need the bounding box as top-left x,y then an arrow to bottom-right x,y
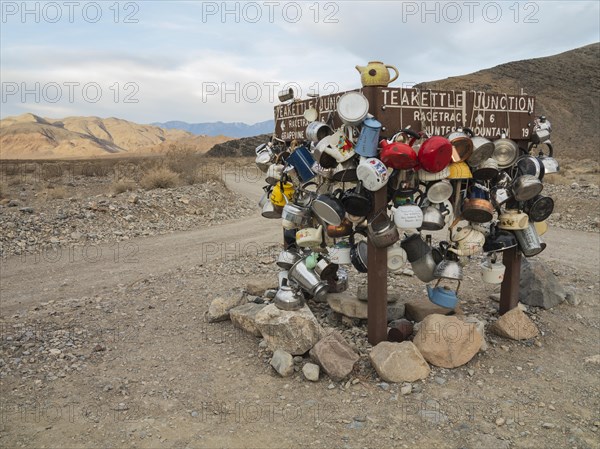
0,114 -> 232,159
153,119 -> 274,138
417,43 -> 600,160
207,134 -> 271,157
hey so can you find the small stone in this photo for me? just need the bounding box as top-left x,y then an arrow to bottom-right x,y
400,384 -> 412,395
207,295 -> 245,322
293,356 -> 303,364
467,369 -> 475,376
434,376 -> 446,385
542,422 -> 555,429
570,182 -> 579,189
270,349 -> 294,377
491,308 -> 539,341
496,417 -> 505,426
19,207 -> 34,213
584,355 -> 600,365
378,382 -> 390,391
327,383 -> 335,390
49,349 -> 61,356
302,363 -> 320,382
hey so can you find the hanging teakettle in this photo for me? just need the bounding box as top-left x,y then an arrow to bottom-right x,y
355,61 -> 399,87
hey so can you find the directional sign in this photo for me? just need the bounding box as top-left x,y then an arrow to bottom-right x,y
274,87 -> 535,142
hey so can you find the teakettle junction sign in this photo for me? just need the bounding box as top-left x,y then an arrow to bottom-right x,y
275,87 -> 535,143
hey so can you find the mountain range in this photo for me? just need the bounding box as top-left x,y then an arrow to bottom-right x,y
151,120 -> 274,138
0,114 -> 231,159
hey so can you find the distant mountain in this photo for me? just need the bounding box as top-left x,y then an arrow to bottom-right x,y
416,43 -> 600,160
152,120 -> 274,138
0,114 -> 232,159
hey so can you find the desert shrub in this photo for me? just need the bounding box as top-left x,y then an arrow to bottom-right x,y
111,179 -> 137,194
0,181 -> 7,198
140,167 -> 180,190
165,145 -> 205,185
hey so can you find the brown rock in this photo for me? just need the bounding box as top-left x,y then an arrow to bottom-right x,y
413,314 -> 482,368
207,294 -> 245,322
405,299 -> 457,322
246,279 -> 277,296
369,341 -> 430,383
309,332 -> 359,381
327,293 -> 368,319
490,308 -> 539,341
229,303 -> 267,337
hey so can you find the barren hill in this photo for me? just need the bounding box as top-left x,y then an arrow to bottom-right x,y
416,43 -> 600,160
0,114 -> 232,159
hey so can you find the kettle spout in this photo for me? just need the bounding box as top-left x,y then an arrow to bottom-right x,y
355,65 -> 366,74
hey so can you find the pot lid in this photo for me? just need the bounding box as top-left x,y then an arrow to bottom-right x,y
337,91 -> 369,124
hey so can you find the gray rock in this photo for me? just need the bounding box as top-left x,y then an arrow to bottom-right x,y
565,286 -> 581,306
19,207 -> 34,213
229,303 -> 267,337
246,279 -> 277,296
254,304 -> 323,355
302,363 -> 320,381
270,349 -> 294,377
207,294 -> 245,322
519,258 -> 566,309
309,332 -> 359,381
329,291 -> 404,320
387,301 -> 405,322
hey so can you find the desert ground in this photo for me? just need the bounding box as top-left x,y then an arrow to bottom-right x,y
0,155 -> 599,449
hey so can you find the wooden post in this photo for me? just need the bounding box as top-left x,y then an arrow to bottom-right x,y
367,187 -> 388,345
499,246 -> 521,315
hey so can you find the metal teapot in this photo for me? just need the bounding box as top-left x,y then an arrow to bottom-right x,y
274,277 -> 305,311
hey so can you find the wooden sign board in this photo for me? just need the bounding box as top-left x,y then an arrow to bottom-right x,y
274,87 -> 535,142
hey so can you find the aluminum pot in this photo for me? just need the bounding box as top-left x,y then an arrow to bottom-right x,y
516,155 -> 545,180
282,202 -> 311,228
341,181 -> 372,217
514,222 -> 546,257
472,157 -> 499,181
350,230 -> 368,273
306,121 -> 333,143
276,248 -> 302,269
512,174 -> 544,201
468,136 -> 495,168
531,142 -> 559,174
401,233 -> 431,263
288,258 -> 328,301
492,133 -> 519,168
367,209 -> 400,248
274,279 -> 305,311
419,205 -> 447,231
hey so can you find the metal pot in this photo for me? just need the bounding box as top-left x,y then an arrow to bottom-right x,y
350,230 -> 368,273
514,222 -> 546,257
468,136 -> 495,167
336,91 -> 370,126
492,133 -> 519,168
524,194 -> 554,222
434,259 -> 463,281
447,127 -> 474,162
472,158 -> 499,180
262,201 -> 283,219
411,251 -> 437,282
461,198 -> 494,223
314,256 -> 339,281
274,278 -> 305,311
389,169 -> 420,197
288,258 -> 328,301
327,268 -> 349,293
282,202 -> 311,227
331,158 -> 359,182
367,209 -> 400,248
418,136 -> 453,173
517,155 -> 545,180
419,205 -> 447,231
306,121 -> 333,143
311,189 -> 345,225
401,233 -> 431,263
426,179 -> 453,203
531,142 -> 559,174
276,248 -> 302,269
326,218 -> 354,238
512,174 -> 544,201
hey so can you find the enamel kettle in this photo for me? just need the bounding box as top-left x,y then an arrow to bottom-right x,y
427,279 -> 460,309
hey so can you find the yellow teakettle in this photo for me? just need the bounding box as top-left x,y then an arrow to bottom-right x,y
355,61 -> 399,87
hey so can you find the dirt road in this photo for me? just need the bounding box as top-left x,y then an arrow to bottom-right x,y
1,174 -> 599,449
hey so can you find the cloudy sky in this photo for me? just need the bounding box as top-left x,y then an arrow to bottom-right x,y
1,1 -> 598,124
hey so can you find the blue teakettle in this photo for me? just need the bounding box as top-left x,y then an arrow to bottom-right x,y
427,280 -> 460,309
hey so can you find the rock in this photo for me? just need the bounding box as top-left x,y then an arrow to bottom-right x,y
302,363 -> 320,381
405,299 -> 457,322
229,303 -> 267,337
584,354 -> 600,365
356,285 -> 400,303
207,294 -> 245,322
400,384 -> 412,395
413,314 -> 482,368
387,302 -> 405,322
19,207 -> 34,213
328,293 -> 367,319
490,307 -> 539,341
459,316 -> 488,352
570,182 -> 579,189
246,279 -> 277,296
254,304 -> 323,355
565,286 -> 581,306
70,231 -> 82,240
128,194 -> 139,204
519,258 -> 566,309
309,332 -> 359,381
369,341 -> 430,383
270,349 -> 294,377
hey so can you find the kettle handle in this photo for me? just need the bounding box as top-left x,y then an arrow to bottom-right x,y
386,65 -> 399,84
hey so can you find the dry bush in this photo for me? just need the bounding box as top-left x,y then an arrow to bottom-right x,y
7,176 -> 22,186
140,167 -> 180,190
111,179 -> 137,194
0,181 -> 7,199
165,145 -> 205,185
45,186 -> 67,199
